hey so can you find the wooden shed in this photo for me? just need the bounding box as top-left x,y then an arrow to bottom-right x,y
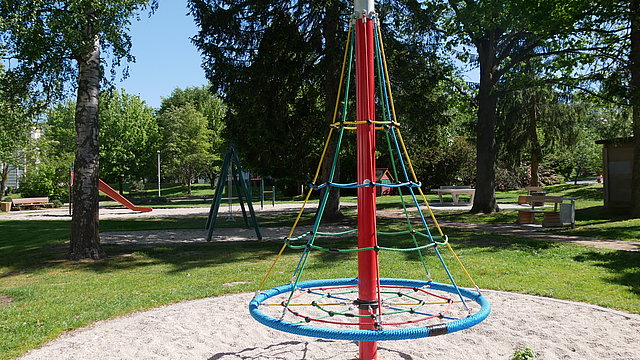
596,137 -> 634,210
376,168 -> 394,196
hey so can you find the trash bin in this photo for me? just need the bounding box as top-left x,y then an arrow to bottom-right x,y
0,202 -> 11,212
560,199 -> 576,228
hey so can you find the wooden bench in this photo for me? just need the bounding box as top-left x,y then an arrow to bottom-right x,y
11,197 -> 52,210
431,186 -> 475,205
517,195 -> 575,228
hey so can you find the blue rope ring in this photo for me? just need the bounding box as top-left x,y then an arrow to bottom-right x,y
250,278 -> 490,341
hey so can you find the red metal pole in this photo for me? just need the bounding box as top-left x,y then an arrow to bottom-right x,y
355,4 -> 378,359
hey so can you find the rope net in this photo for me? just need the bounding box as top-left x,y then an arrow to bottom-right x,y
252,17 -> 489,341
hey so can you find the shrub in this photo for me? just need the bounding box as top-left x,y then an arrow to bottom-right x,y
18,165 -> 69,201
409,137 -> 476,188
511,347 -> 535,360
129,180 -> 145,194
496,164 -> 561,190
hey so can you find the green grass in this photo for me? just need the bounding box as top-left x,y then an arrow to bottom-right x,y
384,183 -> 640,242
1,215 -> 639,359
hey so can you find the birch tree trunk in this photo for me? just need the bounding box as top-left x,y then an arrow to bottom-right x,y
0,163 -> 9,201
70,25 -> 105,260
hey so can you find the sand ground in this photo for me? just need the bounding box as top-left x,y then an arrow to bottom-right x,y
18,291 -> 640,360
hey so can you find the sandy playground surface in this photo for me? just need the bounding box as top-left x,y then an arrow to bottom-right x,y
17,290 -> 640,360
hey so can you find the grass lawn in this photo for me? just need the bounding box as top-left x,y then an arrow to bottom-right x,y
1,214 -> 639,360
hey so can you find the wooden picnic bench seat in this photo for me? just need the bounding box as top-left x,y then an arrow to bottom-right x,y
11,197 -> 52,210
517,195 -> 575,228
431,186 -> 475,205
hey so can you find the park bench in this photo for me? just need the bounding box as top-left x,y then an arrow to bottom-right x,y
517,195 -> 575,228
431,186 -> 475,205
11,197 -> 52,210
518,186 -> 544,205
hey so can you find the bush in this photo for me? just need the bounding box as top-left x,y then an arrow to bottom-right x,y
18,165 -> 69,201
129,180 -> 145,194
511,347 -> 535,360
496,164 -> 561,190
409,137 -> 476,188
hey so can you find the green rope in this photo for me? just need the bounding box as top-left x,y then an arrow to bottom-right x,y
285,236 -> 448,253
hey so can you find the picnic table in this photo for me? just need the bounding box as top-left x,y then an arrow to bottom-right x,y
517,195 -> 576,228
430,186 -> 475,205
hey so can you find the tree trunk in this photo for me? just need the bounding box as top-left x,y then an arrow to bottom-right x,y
529,101 -> 541,187
318,4 -> 343,222
471,33 -> 500,214
70,21 -> 105,260
630,0 -> 640,218
0,163 -> 9,201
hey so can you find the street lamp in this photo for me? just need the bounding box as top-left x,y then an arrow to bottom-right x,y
157,150 -> 161,197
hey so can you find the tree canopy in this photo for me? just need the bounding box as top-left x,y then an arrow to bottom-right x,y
157,104 -> 215,193
189,0 -> 458,218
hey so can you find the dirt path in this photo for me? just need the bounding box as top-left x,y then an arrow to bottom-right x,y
3,202 -> 637,251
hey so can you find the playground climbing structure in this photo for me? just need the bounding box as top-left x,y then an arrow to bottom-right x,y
206,144 -> 261,241
250,2 -> 489,359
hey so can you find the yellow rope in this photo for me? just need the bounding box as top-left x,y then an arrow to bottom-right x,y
376,22 -> 480,292
257,24 -> 353,293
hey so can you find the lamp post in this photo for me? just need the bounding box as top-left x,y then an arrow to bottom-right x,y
157,150 -> 161,197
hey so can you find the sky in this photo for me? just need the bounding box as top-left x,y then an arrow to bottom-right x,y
117,2 -> 478,109
117,1 -> 208,109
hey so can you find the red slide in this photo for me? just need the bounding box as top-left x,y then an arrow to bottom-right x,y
98,179 -> 153,212
71,171 -> 152,212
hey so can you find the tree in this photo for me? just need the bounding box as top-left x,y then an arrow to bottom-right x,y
157,104 -> 215,194
0,98 -> 32,201
0,63 -> 43,201
496,64 -> 583,187
158,86 -> 225,185
189,0 -> 449,220
431,0 -> 595,213
100,89 -> 159,193
45,90 -> 160,194
0,0 -> 157,259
